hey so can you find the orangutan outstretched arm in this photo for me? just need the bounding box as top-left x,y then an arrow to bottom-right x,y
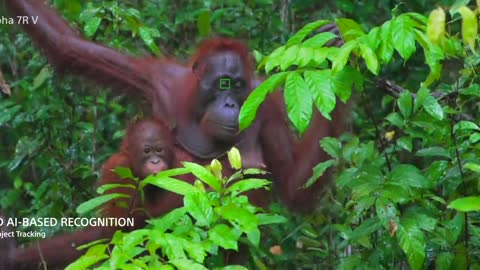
6,0 -> 163,100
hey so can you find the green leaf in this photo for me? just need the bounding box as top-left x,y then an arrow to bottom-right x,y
280,45 -> 299,70
336,18 -> 365,41
139,26 -> 161,56
210,159 -> 223,179
448,196 -> 480,212
284,72 -> 313,135
227,179 -> 270,194
169,259 -> 208,270
427,8 -> 446,44
453,120 -> 480,133
310,47 -> 329,66
458,6 -> 478,49
227,147 -> 242,170
389,164 -> 427,188
8,136 -> 39,171
257,213 -> 288,225
464,162 -> 480,173
331,66 -> 363,102
435,252 -> 454,270
239,72 -> 287,131
183,162 -> 221,192
398,91 -> 413,118
143,176 -> 197,195
96,183 -> 136,194
423,95 -> 444,120
217,204 -> 258,232
65,245 -> 109,270
414,87 -> 429,112
302,32 -> 337,47
332,41 -> 357,73
216,266 -> 248,270
112,167 -> 135,180
84,17 -> 102,38
349,217 -> 381,243
397,137 -> 412,152
359,43 -> 379,74
470,133 -> 480,143
263,46 -> 285,73
450,0 -> 471,16
304,160 -> 335,188
415,147 -> 450,159
320,137 -> 342,158
32,66 -> 52,90
396,224 -> 426,270
148,207 -> 187,232
379,20 -> 395,63
209,224 -> 238,250
184,191 -> 213,226
460,84 -> 480,96
197,9 -> 211,37
247,228 -> 260,247
304,70 -> 336,119
76,193 -> 129,215
286,20 -> 329,46
181,239 -> 207,264
296,47 -> 313,67
392,16 -> 416,60
366,27 -> 381,50
422,41 -> 445,86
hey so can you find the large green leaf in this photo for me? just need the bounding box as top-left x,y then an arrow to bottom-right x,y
217,204 -> 257,232
359,43 -> 379,75
331,66 -> 363,102
303,32 -> 337,47
227,178 -> 270,194
396,224 -> 426,270
184,191 -> 213,227
280,45 -> 300,70
398,91 -> 413,118
209,224 -> 238,250
183,162 -> 221,192
239,72 -> 287,131
448,196 -> 480,212
336,18 -> 365,41
148,207 -> 187,232
458,6 -> 478,49
392,15 -> 416,60
389,164 -> 427,188
143,176 -> 196,195
423,95 -> 444,120
84,17 -> 102,38
304,70 -> 336,119
426,8 -> 446,44
286,20 -> 329,46
284,72 -> 313,134
303,160 -> 335,188
76,193 -> 129,215
378,20 -> 394,63
332,41 -> 357,73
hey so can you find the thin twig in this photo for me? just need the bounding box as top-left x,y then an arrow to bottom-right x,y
449,79 -> 470,269
361,92 -> 392,171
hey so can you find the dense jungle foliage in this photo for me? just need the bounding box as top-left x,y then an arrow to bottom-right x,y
1,0 -> 480,269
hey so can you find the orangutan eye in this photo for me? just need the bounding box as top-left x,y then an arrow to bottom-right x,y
144,148 -> 151,154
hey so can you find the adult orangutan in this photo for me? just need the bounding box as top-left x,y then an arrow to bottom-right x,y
3,0 -> 347,268
5,0 -> 346,209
